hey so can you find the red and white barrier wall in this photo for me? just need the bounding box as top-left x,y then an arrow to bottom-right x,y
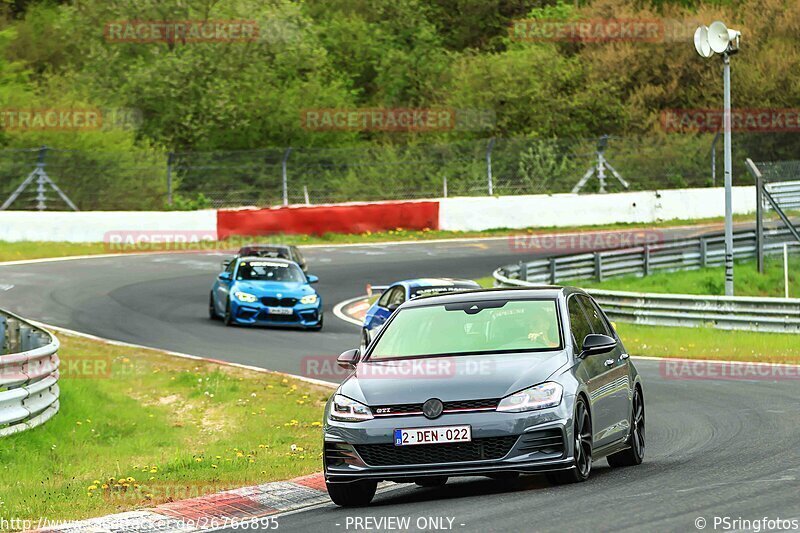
0,187 -> 756,242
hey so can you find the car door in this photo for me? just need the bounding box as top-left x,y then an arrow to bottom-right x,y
215,259 -> 236,312
579,295 -> 632,443
568,294 -> 617,448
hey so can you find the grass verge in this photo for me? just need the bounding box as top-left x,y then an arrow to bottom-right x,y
0,213 -> 758,263
0,333 -> 331,525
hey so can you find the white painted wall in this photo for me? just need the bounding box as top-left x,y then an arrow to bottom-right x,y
0,210 -> 218,242
439,186 -> 756,231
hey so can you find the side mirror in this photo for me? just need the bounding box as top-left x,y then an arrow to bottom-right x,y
221,259 -> 232,270
218,271 -> 232,281
580,334 -> 617,357
307,274 -> 319,284
337,349 -> 360,369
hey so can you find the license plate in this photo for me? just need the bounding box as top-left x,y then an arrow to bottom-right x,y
266,307 -> 293,315
394,425 -> 471,446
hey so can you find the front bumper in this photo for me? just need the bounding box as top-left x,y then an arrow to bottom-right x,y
324,397 -> 576,483
230,300 -> 321,328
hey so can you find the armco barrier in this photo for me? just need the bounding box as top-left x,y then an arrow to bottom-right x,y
494,227 -> 800,333
217,200 -> 439,238
0,310 -> 60,437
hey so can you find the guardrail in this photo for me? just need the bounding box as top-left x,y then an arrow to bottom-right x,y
494,228 -> 800,333
0,310 -> 60,437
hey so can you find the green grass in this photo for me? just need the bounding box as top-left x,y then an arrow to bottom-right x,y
576,255 -> 800,298
0,333 -> 331,525
0,213 -> 757,262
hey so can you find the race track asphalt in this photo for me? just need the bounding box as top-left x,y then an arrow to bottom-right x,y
1,224 -> 797,532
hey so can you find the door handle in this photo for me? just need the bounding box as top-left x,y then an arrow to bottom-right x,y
619,353 -> 630,361
604,359 -> 615,367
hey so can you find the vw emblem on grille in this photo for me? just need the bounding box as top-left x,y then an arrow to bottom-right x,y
422,398 -> 443,419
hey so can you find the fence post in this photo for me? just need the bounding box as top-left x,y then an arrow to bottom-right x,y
549,258 -> 557,284
303,185 -> 310,205
166,152 -> 174,206
700,238 -> 708,267
443,176 -> 448,198
643,244 -> 650,276
486,138 -> 495,195
281,147 -> 292,206
518,261 -> 528,282
594,252 -> 603,282
755,166 -> 764,274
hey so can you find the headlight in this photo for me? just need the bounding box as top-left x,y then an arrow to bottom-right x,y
234,291 -> 258,303
497,382 -> 563,413
330,394 -> 373,422
300,294 -> 318,305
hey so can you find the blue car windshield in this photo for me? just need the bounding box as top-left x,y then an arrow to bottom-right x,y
236,260 -> 305,282
369,299 -> 562,359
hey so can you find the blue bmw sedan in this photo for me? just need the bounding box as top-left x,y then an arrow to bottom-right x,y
209,257 -> 322,329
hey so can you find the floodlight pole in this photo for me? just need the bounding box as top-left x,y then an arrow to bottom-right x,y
722,53 -> 734,296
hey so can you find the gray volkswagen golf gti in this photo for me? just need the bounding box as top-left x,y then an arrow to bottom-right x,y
323,287 -> 645,506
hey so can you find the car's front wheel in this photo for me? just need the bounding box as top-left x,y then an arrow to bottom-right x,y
547,397 -> 592,485
223,299 -> 235,327
326,480 -> 377,507
607,386 -> 645,467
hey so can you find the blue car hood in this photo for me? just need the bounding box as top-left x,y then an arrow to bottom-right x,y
233,281 -> 314,297
339,350 -> 571,405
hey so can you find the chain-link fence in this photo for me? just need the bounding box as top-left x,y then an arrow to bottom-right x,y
3,134 -> 800,210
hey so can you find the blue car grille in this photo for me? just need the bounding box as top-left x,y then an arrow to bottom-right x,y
354,436 -> 518,466
260,296 -> 299,306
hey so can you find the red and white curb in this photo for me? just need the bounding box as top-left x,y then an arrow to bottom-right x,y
35,473 -> 395,532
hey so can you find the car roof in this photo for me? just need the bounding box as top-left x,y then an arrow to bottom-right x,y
401,285 -> 585,308
396,278 -> 481,290
239,244 -> 291,251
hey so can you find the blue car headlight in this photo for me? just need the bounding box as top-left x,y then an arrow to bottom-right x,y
497,382 -> 563,413
234,291 -> 258,303
330,394 -> 373,422
300,294 -> 318,305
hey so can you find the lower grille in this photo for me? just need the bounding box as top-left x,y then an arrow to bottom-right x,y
355,436 -> 517,467
517,428 -> 564,456
256,311 -> 297,322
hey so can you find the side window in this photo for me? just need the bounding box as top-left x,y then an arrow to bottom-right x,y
580,296 -> 612,336
226,259 -> 237,275
568,296 -> 592,353
378,286 -> 399,308
388,287 -> 406,307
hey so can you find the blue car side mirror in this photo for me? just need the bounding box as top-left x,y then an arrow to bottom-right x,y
307,274 -> 319,284
218,272 -> 232,281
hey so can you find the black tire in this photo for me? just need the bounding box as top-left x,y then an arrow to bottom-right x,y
415,476 -> 448,487
547,397 -> 592,485
223,299 -> 235,327
607,386 -> 645,467
208,293 -> 219,320
310,313 -> 324,331
326,480 -> 377,507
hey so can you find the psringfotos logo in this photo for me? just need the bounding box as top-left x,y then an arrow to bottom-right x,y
104,20 -> 259,43
508,229 -> 664,255
662,108 -> 800,133
510,18 -> 663,43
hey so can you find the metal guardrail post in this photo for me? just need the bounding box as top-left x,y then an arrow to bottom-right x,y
643,244 -> 651,276
0,315 -> 5,354
700,238 -> 708,268
549,258 -> 557,284
750,158 -> 765,273
594,252 -> 603,282
518,261 -> 528,282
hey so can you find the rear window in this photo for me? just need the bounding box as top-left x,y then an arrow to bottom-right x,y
369,299 -> 562,360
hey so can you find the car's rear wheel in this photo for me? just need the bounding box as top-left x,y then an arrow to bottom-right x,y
547,397 -> 592,485
607,386 -> 645,467
326,480 -> 377,507
208,292 -> 218,320
415,476 -> 447,487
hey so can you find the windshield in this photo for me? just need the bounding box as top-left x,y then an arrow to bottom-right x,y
235,260 -> 305,283
369,299 -> 562,359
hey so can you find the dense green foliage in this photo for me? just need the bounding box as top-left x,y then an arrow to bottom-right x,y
0,0 -> 799,208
